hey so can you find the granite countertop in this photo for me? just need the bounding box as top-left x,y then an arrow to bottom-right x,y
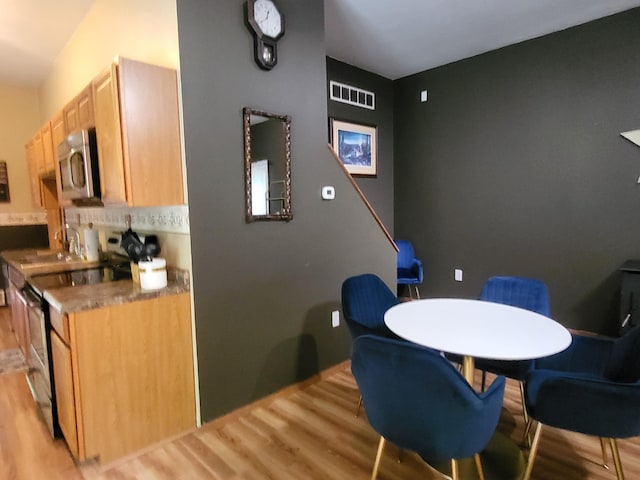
41,268 -> 191,314
1,248 -> 101,277
2,248 -> 190,314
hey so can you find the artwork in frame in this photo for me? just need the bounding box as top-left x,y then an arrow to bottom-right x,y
331,119 -> 377,176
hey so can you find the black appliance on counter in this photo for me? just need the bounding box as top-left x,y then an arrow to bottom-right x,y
22,255 -> 132,438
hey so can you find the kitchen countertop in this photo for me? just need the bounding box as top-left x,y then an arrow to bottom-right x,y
38,268 -> 190,314
1,248 -> 101,278
2,248 -> 190,314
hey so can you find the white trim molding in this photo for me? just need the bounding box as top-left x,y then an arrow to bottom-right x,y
0,211 -> 47,226
65,205 -> 190,234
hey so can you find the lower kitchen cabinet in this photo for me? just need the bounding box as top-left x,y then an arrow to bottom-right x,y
50,292 -> 195,463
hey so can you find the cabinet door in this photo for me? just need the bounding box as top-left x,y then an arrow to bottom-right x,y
25,140 -> 43,207
51,330 -> 79,459
32,131 -> 45,176
41,123 -> 55,175
93,64 -> 127,205
77,86 -> 94,129
64,103 -> 79,134
118,58 -> 184,206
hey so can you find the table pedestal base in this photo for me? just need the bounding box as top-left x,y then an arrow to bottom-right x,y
430,432 -> 526,479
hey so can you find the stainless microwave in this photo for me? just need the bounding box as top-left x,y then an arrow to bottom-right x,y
57,128 -> 101,201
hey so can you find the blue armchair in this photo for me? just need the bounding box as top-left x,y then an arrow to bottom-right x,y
341,273 -> 400,340
396,239 -> 423,298
522,325 -> 640,480
351,334 -> 505,480
341,273 -> 400,416
474,276 -> 551,422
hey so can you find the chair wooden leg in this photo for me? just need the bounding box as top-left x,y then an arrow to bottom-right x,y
414,285 -> 421,299
519,381 -> 529,425
355,395 -> 363,417
600,437 -> 610,470
523,421 -> 543,480
609,438 -> 625,480
371,436 -> 386,480
474,453 -> 485,480
450,459 -> 459,480
523,418 -> 533,446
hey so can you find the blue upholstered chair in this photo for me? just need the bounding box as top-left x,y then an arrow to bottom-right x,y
522,325 -> 640,480
341,273 -> 400,341
396,240 -> 423,298
351,335 -> 505,480
474,276 -> 550,422
341,273 -> 401,416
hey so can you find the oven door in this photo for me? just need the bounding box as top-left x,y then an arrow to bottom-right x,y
23,286 -> 55,436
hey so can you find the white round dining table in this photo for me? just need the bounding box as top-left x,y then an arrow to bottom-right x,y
384,298 -> 572,384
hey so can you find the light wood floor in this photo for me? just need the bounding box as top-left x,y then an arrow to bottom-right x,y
2,305 -> 640,479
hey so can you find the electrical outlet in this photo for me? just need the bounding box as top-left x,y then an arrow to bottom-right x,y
332,310 -> 340,328
455,269 -> 463,282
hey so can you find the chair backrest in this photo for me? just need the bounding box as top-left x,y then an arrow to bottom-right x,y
479,276 -> 550,316
341,274 -> 399,339
396,240 -> 416,269
351,335 -> 505,463
605,324 -> 640,382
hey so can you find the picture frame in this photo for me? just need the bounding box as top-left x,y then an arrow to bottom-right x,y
330,119 -> 377,176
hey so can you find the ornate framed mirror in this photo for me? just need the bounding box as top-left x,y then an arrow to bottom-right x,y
243,107 -> 292,222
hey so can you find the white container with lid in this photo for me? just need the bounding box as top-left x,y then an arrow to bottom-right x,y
138,258 -> 167,290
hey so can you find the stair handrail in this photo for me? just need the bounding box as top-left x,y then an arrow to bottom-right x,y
328,144 -> 398,253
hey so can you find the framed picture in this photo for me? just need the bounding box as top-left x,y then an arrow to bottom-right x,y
330,119 -> 377,176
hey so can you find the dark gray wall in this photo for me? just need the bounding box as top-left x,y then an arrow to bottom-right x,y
177,0 -> 396,421
394,8 -> 640,334
326,57 -> 395,234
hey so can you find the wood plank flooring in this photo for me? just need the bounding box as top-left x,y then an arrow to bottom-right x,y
2,304 -> 640,479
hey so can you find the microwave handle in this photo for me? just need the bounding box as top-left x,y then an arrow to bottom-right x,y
61,149 -> 86,192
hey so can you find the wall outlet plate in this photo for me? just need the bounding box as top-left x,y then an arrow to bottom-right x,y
332,310 -> 340,327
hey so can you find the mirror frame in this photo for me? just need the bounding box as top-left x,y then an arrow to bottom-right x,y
243,107 -> 293,222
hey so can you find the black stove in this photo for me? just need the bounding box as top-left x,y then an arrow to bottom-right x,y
28,256 -> 132,295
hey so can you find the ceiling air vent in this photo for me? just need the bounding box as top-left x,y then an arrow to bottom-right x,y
329,80 -> 375,110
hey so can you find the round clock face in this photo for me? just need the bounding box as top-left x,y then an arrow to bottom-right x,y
252,0 -> 283,39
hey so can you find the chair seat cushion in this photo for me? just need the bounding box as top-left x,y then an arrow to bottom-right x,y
475,358 -> 532,380
397,268 -> 420,284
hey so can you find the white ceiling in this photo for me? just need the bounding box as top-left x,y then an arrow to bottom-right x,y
0,0 -> 95,86
324,0 -> 640,79
2,0 -> 640,86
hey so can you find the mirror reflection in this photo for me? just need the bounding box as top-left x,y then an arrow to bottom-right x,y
243,107 -> 292,222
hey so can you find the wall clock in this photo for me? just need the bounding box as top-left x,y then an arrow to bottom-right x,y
246,0 -> 285,70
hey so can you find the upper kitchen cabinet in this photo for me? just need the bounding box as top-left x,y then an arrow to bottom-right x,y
64,84 -> 94,133
25,140 -> 43,208
40,121 -> 56,176
92,58 -> 184,207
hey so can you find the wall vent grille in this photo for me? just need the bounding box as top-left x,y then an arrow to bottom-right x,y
329,80 -> 375,110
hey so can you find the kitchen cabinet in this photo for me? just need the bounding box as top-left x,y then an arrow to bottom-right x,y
64,85 -> 94,133
92,57 -> 184,207
50,326 -> 78,458
25,140 -> 43,208
49,293 -> 195,463
32,130 -> 45,177
7,266 -> 29,360
40,121 -> 56,175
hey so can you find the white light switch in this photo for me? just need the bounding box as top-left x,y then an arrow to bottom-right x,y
322,186 -> 335,200
455,269 -> 463,282
332,310 -> 340,327
420,90 -> 428,102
